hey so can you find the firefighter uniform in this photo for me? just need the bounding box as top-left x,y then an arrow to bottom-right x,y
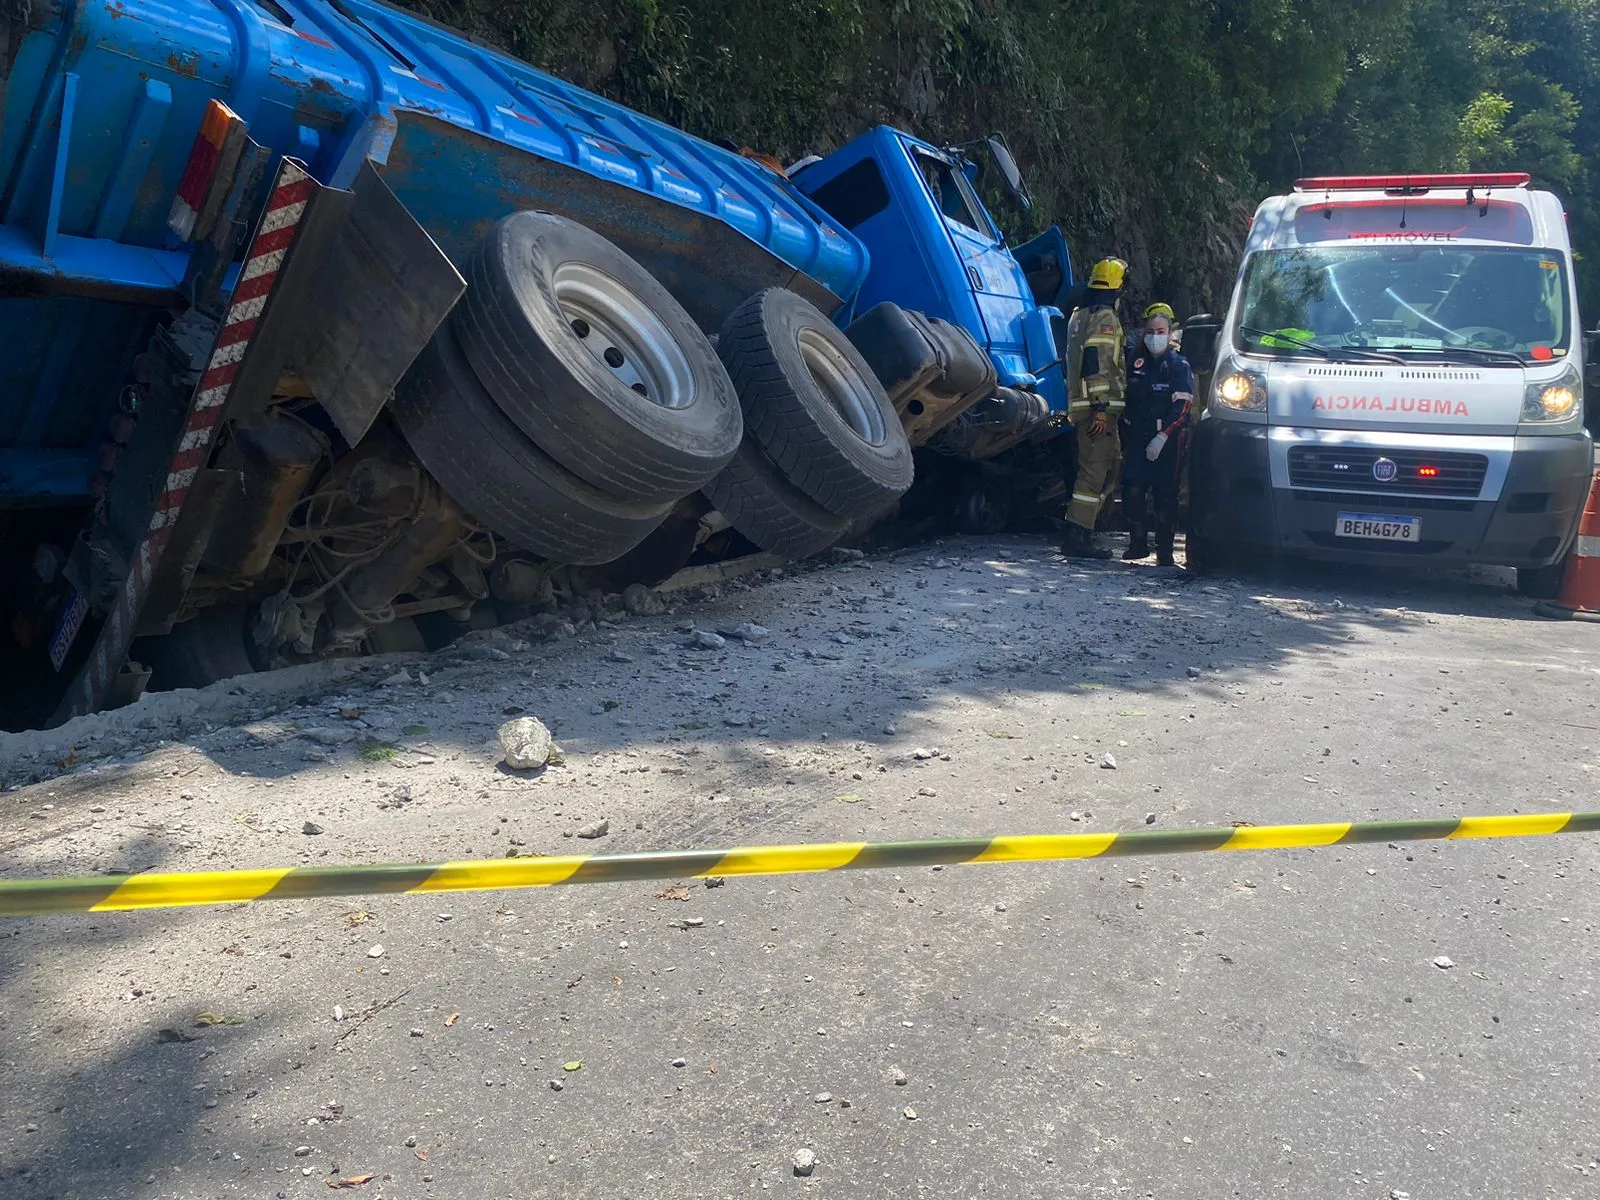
1060,258 -> 1128,556
1120,316 -> 1195,565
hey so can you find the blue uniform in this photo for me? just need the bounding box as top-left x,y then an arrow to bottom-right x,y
1120,347 -> 1195,561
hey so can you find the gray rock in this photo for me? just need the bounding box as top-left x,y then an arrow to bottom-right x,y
410,1028 -> 425,1038
690,630 -> 726,651
300,727 -> 357,746
623,583 -> 668,616
294,1146 -> 312,1157
498,716 -> 554,770
1144,812 -> 1157,825
792,1148 -> 817,1177
1100,753 -> 1118,770
1432,955 -> 1455,970
912,747 -> 939,760
813,1091 -> 833,1103
576,819 -> 610,840
549,1079 -> 564,1092
671,1058 -> 687,1068
605,649 -> 635,664
301,822 -> 323,836
891,1066 -> 908,1086
1186,666 -> 1201,679
724,622 -> 772,644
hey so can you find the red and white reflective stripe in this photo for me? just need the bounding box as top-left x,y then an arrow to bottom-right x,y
58,158 -> 314,720
1576,536 -> 1600,559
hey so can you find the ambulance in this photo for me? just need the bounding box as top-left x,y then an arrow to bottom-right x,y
1187,173 -> 1595,594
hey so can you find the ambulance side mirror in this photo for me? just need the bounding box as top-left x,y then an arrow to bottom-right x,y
1182,313 -> 1221,375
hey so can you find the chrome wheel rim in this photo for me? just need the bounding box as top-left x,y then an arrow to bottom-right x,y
798,327 -> 885,445
553,262 -> 694,409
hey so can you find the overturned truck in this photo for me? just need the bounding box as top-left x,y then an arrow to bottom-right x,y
0,0 -> 1082,730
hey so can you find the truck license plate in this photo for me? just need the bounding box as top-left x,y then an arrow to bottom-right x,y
48,585 -> 88,672
1334,512 -> 1420,542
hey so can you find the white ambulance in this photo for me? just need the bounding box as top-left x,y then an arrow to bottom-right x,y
1187,172 -> 1594,594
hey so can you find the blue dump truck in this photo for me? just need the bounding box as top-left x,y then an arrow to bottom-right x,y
0,0 -> 1078,729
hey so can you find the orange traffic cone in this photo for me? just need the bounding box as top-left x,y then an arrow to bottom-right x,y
1536,469 -> 1600,623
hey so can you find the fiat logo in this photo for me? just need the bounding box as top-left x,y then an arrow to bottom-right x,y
1372,457 -> 1398,482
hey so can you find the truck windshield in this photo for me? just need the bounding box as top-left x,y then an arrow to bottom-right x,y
913,150 -> 995,240
1234,245 -> 1571,364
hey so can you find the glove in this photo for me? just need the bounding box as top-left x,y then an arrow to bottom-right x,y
1145,431 -> 1168,462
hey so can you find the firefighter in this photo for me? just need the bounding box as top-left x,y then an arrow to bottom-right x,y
1060,257 -> 1128,559
1120,302 -> 1195,565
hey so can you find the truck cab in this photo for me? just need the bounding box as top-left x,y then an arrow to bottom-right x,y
791,127 -> 1068,412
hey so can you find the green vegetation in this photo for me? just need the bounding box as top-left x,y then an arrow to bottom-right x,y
406,0 -> 1600,316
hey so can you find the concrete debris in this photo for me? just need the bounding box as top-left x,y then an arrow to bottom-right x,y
367,945 -> 385,959
1100,753 -> 1117,770
912,747 -> 939,760
813,1091 -> 833,1103
1433,956 -> 1456,970
793,1148 -> 817,1177
575,819 -> 610,840
498,716 -> 554,770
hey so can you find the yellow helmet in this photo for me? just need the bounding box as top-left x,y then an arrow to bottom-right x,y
1087,257 -> 1127,291
1143,301 -> 1175,320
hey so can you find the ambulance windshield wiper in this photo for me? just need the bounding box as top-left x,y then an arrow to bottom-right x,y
1425,345 -> 1528,367
1238,326 -> 1404,365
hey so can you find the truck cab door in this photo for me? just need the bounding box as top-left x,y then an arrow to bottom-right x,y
1011,226 -> 1075,309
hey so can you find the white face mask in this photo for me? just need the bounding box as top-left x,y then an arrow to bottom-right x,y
1144,332 -> 1169,356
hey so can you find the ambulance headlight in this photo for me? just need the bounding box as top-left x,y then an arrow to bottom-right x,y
1214,370 -> 1267,413
1523,364 -> 1581,423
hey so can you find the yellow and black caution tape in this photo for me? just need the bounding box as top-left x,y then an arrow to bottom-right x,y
2,810 -> 1595,918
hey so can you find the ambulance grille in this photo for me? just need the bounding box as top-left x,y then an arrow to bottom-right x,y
1288,445 -> 1488,497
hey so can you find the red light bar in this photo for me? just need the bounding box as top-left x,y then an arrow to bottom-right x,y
1294,173 -> 1530,192
1417,466 -> 1440,478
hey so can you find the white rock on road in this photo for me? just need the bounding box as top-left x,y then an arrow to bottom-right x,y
498,716 -> 554,770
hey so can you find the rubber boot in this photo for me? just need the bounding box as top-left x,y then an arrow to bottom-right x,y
1123,525 -> 1150,561
1154,523 -> 1176,567
1061,522 -> 1112,560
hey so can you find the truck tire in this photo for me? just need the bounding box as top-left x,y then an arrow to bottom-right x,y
718,288 -> 914,519
138,605 -> 259,692
391,326 -> 672,565
454,211 -> 742,504
703,436 -> 851,560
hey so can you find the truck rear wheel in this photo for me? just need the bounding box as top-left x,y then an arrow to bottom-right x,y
137,605 -> 259,692
454,212 -> 742,504
715,288 -> 913,523
704,435 -> 851,560
391,325 -> 673,565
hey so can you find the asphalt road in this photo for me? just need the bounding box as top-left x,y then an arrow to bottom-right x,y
3,537 -> 1599,1199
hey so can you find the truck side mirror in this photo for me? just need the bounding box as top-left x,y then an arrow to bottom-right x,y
1181,313 -> 1221,375
985,136 -> 1031,212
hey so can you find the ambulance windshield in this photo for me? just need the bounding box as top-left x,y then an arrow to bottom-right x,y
1234,246 -> 1570,364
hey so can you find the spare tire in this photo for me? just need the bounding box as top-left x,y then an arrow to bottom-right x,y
391,325 -> 672,565
717,288 -> 912,519
454,211 -> 742,504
